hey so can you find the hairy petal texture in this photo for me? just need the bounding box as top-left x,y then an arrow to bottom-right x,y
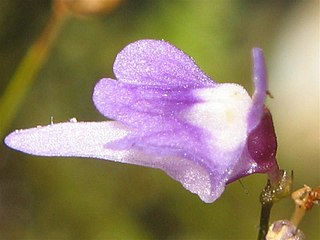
4,122 -> 130,159
113,39 -> 214,87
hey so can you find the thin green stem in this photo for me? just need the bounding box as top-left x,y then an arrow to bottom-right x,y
0,1 -> 68,139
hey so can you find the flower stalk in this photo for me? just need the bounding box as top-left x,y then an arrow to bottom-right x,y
258,170 -> 293,240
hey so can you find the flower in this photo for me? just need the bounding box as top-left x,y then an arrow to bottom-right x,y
4,39 -> 278,203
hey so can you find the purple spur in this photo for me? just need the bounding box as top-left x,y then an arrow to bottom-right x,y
4,40 -> 278,203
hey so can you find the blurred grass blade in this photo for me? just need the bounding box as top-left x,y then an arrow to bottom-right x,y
0,2 -> 68,139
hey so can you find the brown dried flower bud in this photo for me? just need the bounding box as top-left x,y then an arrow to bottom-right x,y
292,185 -> 320,210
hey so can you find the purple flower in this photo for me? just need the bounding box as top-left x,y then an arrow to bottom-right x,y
4,40 -> 278,203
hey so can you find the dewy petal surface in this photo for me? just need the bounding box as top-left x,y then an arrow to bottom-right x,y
4,121 -> 130,159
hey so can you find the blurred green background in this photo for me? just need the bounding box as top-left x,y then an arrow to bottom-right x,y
0,0 -> 319,239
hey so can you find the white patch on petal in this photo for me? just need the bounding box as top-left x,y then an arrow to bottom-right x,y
186,84 -> 252,152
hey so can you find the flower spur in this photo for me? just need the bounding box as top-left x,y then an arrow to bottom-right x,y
4,39 -> 278,203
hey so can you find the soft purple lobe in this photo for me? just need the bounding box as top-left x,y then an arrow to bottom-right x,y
93,78 -> 197,127
113,39 -> 214,87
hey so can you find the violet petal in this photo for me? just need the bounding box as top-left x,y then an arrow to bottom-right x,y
113,39 -> 214,87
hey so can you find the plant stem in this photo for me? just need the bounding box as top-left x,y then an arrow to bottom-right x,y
0,0 -> 68,139
258,179 -> 274,240
290,205 -> 306,228
258,202 -> 273,240
257,170 -> 293,240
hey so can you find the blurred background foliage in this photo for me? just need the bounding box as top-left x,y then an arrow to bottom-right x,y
0,0 -> 319,239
